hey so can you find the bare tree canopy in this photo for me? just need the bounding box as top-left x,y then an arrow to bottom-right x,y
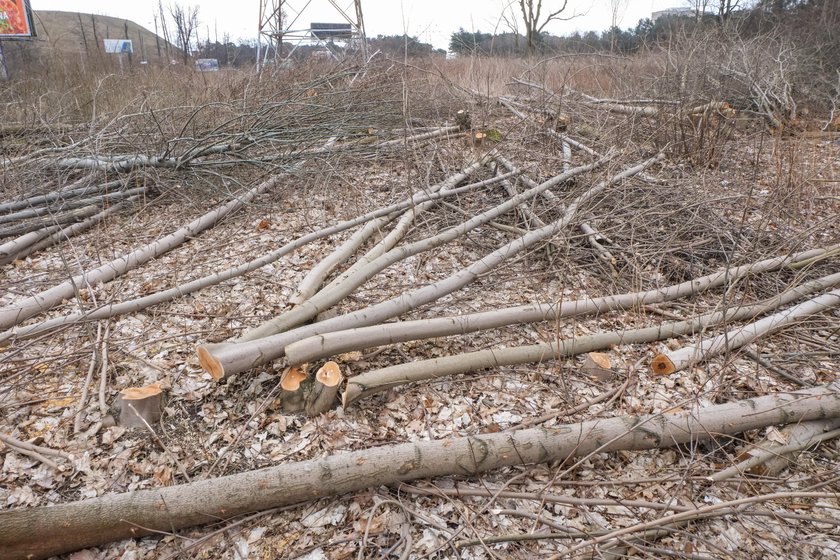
168,3 -> 200,64
518,0 -> 572,54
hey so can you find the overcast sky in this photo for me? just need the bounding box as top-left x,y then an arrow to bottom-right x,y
30,0 -> 684,50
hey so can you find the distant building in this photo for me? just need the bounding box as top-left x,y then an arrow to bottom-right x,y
651,7 -> 694,22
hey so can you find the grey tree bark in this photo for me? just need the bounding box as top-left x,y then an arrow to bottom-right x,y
283,252 -> 839,365
198,155 -> 662,379
2,382 -> 838,560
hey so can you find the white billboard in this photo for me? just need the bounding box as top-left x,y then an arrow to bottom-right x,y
104,39 -> 133,54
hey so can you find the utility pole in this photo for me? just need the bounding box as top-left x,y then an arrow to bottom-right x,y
257,0 -> 367,71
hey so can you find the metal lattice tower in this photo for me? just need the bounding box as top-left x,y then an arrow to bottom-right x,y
257,0 -> 367,69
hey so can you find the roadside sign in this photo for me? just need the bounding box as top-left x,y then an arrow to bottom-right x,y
0,0 -> 36,38
104,39 -> 133,54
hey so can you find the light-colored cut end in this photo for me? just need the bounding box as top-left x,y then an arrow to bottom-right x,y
582,352 -> 613,381
281,364 -> 309,391
315,361 -> 342,387
650,354 -> 676,375
197,345 -> 225,381
120,383 -> 162,400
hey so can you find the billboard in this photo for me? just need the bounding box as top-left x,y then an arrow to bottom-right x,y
195,58 -> 220,72
0,0 -> 36,38
104,39 -> 133,54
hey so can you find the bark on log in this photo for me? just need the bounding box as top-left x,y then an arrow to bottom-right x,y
0,171 -> 295,331
0,167 -> 504,343
283,250 -> 838,366
237,158 -> 603,342
0,179 -> 123,214
342,271 -> 840,405
117,383 -> 164,428
712,418 -> 840,481
2,382 -> 839,560
304,361 -> 343,416
198,155 -> 659,379
651,287 -> 840,375
5,197 -> 141,265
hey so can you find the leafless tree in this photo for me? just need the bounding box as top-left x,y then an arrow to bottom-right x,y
169,3 -> 200,65
685,0 -> 711,21
499,0 -> 521,51
518,0 -> 573,55
607,0 -> 629,51
715,0 -> 741,23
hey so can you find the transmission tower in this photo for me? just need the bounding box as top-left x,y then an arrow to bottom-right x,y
257,0 -> 367,70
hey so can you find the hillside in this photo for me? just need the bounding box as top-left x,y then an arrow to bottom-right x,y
18,10 -> 177,63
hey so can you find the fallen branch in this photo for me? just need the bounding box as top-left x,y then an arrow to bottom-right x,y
342,272 -> 840,405
0,162 -> 506,342
0,186 -> 147,226
0,197 -> 141,266
0,433 -> 72,472
283,250 -> 838,366
0,171 -> 296,330
0,179 -> 123,214
2,383 -> 839,560
198,155 -> 660,379
238,157 -> 604,342
711,418 -> 840,481
651,287 -> 840,375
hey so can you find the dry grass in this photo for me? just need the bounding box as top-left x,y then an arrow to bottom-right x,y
1,43 -> 839,559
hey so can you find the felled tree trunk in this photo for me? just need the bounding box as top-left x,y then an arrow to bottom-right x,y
283,256 -> 840,366
342,271 -> 840,405
198,155 -> 661,379
2,382 -> 839,560
0,173 -> 293,330
651,287 -> 840,375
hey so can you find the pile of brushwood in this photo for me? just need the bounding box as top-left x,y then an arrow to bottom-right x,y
1,58 -> 839,559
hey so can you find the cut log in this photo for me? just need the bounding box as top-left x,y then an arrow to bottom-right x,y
304,361 -> 343,416
581,352 -> 613,381
2,382 -> 839,560
117,383 -> 164,428
6,197 -> 141,265
282,252 -> 839,366
0,171 -> 296,331
280,364 -> 310,413
651,287 -> 840,375
341,271 -> 840,406
198,155 -> 659,379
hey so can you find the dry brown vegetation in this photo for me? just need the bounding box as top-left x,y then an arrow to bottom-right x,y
1,36 -> 839,560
